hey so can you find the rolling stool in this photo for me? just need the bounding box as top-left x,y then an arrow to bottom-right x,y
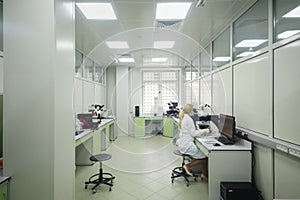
84,153 -> 115,193
171,149 -> 198,187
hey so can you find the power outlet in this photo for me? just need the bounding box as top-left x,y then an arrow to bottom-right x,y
289,149 -> 300,158
276,144 -> 288,153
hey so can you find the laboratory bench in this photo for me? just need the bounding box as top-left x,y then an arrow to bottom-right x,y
134,116 -> 178,138
170,118 -> 252,200
195,137 -> 252,200
0,176 -> 10,200
75,118 -> 117,165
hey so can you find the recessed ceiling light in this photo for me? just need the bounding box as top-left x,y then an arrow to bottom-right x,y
106,41 -> 129,49
278,30 -> 300,39
153,41 -> 175,49
283,5 -> 300,18
213,57 -> 230,62
156,2 -> 192,20
118,57 -> 135,63
76,3 -> 117,20
152,58 -> 168,62
235,39 -> 267,48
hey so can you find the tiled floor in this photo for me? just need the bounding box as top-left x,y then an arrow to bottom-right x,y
75,135 -> 209,200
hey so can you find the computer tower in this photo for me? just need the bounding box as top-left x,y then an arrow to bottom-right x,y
135,106 -> 140,117
220,182 -> 258,200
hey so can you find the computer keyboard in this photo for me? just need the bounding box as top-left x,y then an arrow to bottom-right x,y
217,136 -> 234,145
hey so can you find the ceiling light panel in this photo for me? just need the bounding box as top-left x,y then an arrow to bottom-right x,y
76,3 -> 117,20
283,5 -> 300,18
153,41 -> 175,49
155,2 -> 192,20
278,30 -> 300,39
152,58 -> 168,62
118,57 -> 135,63
235,39 -> 267,48
106,41 -> 129,49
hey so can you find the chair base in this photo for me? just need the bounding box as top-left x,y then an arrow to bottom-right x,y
171,166 -> 198,187
85,168 -> 115,193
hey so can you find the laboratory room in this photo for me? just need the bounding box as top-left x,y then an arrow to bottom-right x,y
1,0 -> 300,199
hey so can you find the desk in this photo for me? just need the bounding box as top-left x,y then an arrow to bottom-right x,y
75,118 -> 116,165
195,137 -> 252,200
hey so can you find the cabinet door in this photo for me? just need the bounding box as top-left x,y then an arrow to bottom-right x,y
163,118 -> 173,137
93,128 -> 101,154
0,182 -> 8,200
134,118 -> 145,137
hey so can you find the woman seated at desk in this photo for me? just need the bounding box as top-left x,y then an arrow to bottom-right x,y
176,104 -> 209,180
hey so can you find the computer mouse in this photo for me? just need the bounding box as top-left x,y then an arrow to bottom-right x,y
213,143 -> 221,146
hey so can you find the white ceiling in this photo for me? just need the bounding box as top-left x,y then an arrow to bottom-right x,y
75,0 -> 256,67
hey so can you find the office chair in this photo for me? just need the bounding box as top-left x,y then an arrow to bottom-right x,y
84,153 -> 115,193
171,149 -> 198,187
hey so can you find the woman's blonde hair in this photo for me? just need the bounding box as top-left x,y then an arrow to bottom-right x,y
178,104 -> 193,128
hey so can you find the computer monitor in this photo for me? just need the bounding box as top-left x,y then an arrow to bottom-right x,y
219,114 -> 235,141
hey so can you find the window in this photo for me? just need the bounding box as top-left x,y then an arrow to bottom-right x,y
185,66 -> 198,81
191,56 -> 200,79
142,71 -> 179,114
200,45 -> 211,76
94,64 -> 103,84
233,0 -> 268,60
274,0 -> 300,42
84,57 -> 94,81
75,50 -> 83,77
212,27 -> 230,69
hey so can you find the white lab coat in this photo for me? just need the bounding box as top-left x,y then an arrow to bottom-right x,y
176,114 -> 206,159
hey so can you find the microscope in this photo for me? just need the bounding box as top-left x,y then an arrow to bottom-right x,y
166,102 -> 179,117
89,104 -> 104,124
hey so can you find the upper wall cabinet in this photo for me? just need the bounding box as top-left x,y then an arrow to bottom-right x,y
274,39 -> 300,145
233,53 -> 272,136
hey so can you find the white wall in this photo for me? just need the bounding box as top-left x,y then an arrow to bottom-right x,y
274,151 -> 300,199
201,38 -> 300,199
130,67 -> 142,114
116,66 -> 129,136
191,79 -> 200,108
4,0 -> 75,199
200,75 -> 212,106
253,143 -> 273,200
106,66 -> 116,114
212,67 -> 232,115
74,77 -> 106,114
74,78 -> 83,113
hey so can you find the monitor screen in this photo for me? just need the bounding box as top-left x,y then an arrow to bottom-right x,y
219,114 -> 235,140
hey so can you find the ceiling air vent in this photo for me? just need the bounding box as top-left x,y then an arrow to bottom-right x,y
154,20 -> 183,31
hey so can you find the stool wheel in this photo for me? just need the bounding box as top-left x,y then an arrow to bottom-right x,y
84,184 -> 87,189
109,187 -> 112,191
